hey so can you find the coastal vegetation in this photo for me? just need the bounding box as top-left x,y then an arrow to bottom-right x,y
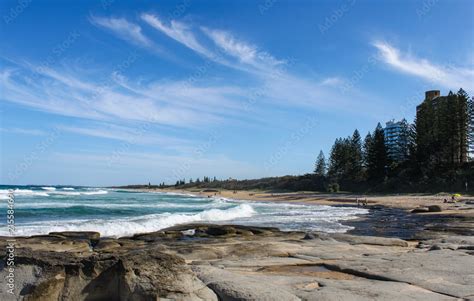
130,89 -> 473,193
321,89 -> 474,192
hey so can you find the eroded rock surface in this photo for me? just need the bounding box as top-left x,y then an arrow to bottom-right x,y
1,224 -> 473,300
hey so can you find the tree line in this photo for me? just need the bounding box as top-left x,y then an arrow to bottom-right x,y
145,88 -> 473,193
171,176 -> 218,187
316,88 -> 474,192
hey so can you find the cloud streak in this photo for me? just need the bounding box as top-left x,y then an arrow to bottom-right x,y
141,13 -> 213,58
90,16 -> 153,47
373,40 -> 474,91
202,27 -> 285,71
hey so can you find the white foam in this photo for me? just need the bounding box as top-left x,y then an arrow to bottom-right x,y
45,190 -> 108,196
0,188 -> 369,237
3,204 -> 256,237
50,191 -> 81,196
161,191 -> 198,197
82,190 -> 108,195
0,189 -> 49,197
0,188 -> 108,198
62,187 -> 75,190
41,187 -> 56,191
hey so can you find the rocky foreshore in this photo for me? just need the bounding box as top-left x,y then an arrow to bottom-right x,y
1,222 -> 474,301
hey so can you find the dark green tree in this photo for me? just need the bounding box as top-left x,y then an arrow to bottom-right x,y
348,129 -> 363,181
314,150 -> 327,176
456,88 -> 470,164
468,95 -> 474,159
363,132 -> 373,169
367,123 -> 387,182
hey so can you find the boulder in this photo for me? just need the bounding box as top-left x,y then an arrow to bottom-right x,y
429,244 -> 442,251
411,207 -> 430,213
205,226 -> 237,236
428,205 -> 442,212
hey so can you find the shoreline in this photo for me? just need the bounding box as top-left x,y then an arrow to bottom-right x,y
2,189 -> 473,299
146,187 -> 474,239
158,187 -> 474,211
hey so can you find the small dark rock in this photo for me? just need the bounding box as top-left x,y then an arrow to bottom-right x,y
428,205 -> 442,212
303,233 -> 316,240
458,245 -> 474,250
206,226 -> 237,236
411,207 -> 430,213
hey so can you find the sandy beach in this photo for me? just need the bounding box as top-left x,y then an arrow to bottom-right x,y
159,188 -> 474,216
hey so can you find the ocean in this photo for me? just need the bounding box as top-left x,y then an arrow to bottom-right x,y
0,185 -> 369,237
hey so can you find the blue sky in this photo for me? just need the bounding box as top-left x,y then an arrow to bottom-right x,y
1,0 -> 473,186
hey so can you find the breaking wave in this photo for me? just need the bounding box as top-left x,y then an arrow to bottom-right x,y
3,204 -> 256,237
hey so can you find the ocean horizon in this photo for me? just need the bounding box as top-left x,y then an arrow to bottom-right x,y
0,185 -> 368,237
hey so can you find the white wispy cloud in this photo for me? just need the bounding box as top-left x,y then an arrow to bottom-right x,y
0,63 -> 216,128
320,77 -> 345,87
140,14 -> 284,73
373,40 -> 474,91
140,13 -> 213,58
1,15 -> 388,150
0,127 -> 47,136
202,27 -> 285,71
90,16 -> 153,48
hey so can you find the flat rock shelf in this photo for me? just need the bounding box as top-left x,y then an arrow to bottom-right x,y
1,223 -> 473,300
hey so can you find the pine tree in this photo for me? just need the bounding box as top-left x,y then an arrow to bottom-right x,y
328,138 -> 342,180
314,150 -> 327,176
367,123 -> 387,182
415,94 -> 438,174
349,129 -> 363,181
397,119 -> 410,162
457,88 -> 470,163
363,132 -> 373,169
469,95 -> 474,159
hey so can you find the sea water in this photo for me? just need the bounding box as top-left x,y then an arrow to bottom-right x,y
0,185 -> 368,237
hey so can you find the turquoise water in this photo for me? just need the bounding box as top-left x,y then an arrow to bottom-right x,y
0,185 -> 368,237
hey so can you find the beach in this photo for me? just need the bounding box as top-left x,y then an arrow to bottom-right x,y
1,188 -> 473,300
161,188 -> 474,212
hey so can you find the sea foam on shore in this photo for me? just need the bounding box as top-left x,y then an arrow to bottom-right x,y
0,185 -> 368,237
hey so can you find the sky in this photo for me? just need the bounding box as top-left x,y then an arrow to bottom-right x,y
1,0 -> 473,186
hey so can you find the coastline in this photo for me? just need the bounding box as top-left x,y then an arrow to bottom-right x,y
2,188 -> 473,300
152,188 -> 474,239
158,187 -> 474,212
